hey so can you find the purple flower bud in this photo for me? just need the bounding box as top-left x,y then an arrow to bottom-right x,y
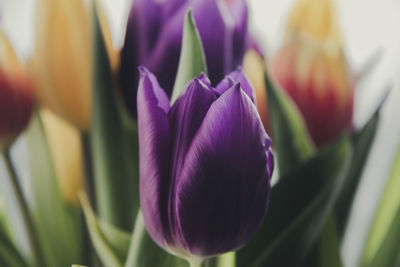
120,0 -> 250,116
137,66 -> 273,259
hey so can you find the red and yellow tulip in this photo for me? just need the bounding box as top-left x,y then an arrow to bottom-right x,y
272,0 -> 354,147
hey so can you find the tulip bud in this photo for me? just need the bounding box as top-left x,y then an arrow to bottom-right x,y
40,109 -> 84,205
137,67 -> 273,261
272,0 -> 354,147
120,0 -> 250,116
31,0 -> 117,130
0,31 -> 34,150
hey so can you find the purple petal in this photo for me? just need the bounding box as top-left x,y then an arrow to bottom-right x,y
174,84 -> 272,257
168,77 -> 217,187
246,34 -> 265,57
267,150 -> 274,179
226,68 -> 256,102
215,76 -> 235,96
215,68 -> 255,103
141,67 -> 171,113
161,0 -> 187,19
198,72 -> 212,88
131,0 -> 163,58
225,0 -> 249,67
145,6 -> 187,94
137,67 -> 172,248
192,0 -> 234,84
120,0 -> 163,116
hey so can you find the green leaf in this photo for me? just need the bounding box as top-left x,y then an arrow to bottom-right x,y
316,217 -> 343,267
80,193 -> 126,267
91,2 -> 139,231
98,219 -> 131,261
361,147 -> 400,267
0,200 -> 6,236
0,223 -> 28,267
368,211 -> 400,267
236,136 -> 352,267
27,112 -> 83,267
124,211 -> 188,267
171,9 -> 207,104
303,216 -> 344,267
264,70 -> 315,176
215,252 -> 235,267
335,106 -> 380,236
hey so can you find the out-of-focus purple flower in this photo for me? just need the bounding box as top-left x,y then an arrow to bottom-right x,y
137,66 -> 273,259
120,0 -> 250,116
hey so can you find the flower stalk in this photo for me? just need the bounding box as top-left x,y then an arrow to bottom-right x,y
188,258 -> 203,267
1,149 -> 45,267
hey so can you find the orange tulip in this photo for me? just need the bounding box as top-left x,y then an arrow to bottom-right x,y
272,0 -> 354,147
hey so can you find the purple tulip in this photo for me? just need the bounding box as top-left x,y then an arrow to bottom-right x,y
120,0 -> 250,116
137,66 -> 274,259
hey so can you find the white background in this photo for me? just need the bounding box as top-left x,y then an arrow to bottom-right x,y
0,0 -> 399,266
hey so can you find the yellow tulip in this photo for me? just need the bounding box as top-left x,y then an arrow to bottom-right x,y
40,108 -> 84,205
272,0 -> 354,148
32,0 -> 118,130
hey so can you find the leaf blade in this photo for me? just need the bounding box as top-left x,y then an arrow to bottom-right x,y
80,193 -> 124,267
361,147 -> 400,267
91,1 -> 139,231
171,9 -> 207,104
236,136 -> 352,267
124,211 -> 187,267
27,112 -> 83,267
335,106 -> 380,236
264,70 -> 315,176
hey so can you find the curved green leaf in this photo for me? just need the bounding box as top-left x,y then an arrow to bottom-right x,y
124,211 -> 187,267
335,106 -> 380,236
98,219 -> 131,261
80,193 -> 124,267
367,211 -> 400,267
264,70 -> 315,176
92,2 -> 139,231
171,9 -> 207,104
28,112 -> 83,267
236,136 -> 352,267
361,147 -> 400,267
0,223 -> 28,267
303,216 -> 344,267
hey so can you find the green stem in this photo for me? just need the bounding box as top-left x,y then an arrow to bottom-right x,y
80,132 -> 95,209
79,132 -> 97,266
188,258 -> 203,267
1,148 -> 45,266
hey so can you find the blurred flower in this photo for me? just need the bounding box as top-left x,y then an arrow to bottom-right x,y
40,108 -> 84,206
31,0 -> 117,130
120,0 -> 250,116
0,31 -> 34,150
137,67 -> 273,260
272,0 -> 354,147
